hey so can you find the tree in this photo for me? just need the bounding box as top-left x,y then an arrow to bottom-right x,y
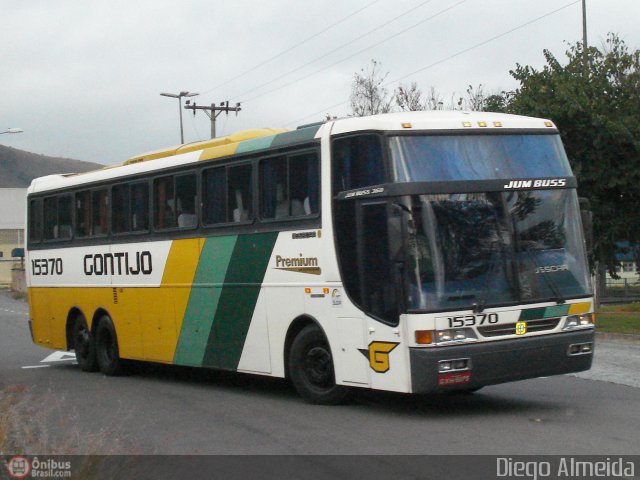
491,34 -> 640,277
395,83 -> 445,111
350,60 -> 393,117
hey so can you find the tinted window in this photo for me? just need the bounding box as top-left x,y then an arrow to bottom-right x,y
29,199 -> 42,243
202,167 -> 227,225
92,189 -> 109,236
154,176 -> 176,229
388,134 -> 572,182
261,152 -> 319,219
176,174 -> 197,228
131,182 -> 149,232
332,134 -> 384,192
43,196 -> 72,240
112,184 -> 131,234
75,191 -> 91,238
228,164 -> 252,222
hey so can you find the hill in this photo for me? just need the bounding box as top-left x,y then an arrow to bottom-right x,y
0,145 -> 103,188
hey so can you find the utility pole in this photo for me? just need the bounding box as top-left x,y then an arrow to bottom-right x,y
582,0 -> 588,65
184,101 -> 241,139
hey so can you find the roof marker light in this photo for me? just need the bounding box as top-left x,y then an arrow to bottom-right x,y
478,121 -> 487,127
544,121 -> 554,128
462,121 -> 472,128
401,122 -> 412,129
493,121 -> 503,127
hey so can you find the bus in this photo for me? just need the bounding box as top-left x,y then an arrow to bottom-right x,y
25,111 -> 595,404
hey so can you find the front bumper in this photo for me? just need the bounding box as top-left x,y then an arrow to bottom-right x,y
410,329 -> 595,393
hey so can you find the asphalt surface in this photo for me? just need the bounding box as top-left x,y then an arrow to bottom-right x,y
1,289 -> 639,455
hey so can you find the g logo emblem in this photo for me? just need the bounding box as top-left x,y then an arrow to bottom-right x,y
359,341 -> 399,373
515,321 -> 527,335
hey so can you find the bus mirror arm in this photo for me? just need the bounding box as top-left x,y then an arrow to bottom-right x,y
578,197 -> 593,255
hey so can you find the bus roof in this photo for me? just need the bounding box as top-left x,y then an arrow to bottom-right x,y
28,111 -> 555,195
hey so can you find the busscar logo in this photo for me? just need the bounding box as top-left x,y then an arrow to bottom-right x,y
274,254 -> 321,275
359,341 -> 399,373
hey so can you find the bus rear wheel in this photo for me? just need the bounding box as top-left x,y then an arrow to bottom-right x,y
72,313 -> 97,372
289,325 -> 351,405
95,315 -> 125,376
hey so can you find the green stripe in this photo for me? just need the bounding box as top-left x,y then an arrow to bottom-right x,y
519,304 -> 570,321
174,235 -> 238,366
269,126 -> 320,149
202,232 -> 278,370
236,135 -> 275,154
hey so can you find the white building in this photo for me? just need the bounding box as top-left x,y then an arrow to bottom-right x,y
0,188 -> 27,287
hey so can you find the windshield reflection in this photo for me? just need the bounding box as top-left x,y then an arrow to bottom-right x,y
404,190 -> 591,312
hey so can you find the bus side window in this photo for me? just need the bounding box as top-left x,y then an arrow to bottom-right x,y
57,195 -> 72,239
332,135 -> 384,192
29,199 -> 43,243
261,152 -> 318,220
175,174 -> 197,228
260,156 -> 287,219
112,184 -> 131,234
91,189 -> 109,236
202,167 -> 226,225
154,176 -> 176,229
228,164 -> 252,222
43,197 -> 57,240
75,191 -> 91,238
290,152 -> 319,216
130,182 -> 149,232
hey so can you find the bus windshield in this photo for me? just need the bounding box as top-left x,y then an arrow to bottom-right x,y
389,134 -> 572,182
402,189 -> 591,312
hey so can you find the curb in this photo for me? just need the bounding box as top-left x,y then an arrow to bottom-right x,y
596,331 -> 640,346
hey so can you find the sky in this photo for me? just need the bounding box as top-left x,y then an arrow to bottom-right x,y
1,0 -> 639,165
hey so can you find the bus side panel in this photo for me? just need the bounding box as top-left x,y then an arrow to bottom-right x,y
140,238 -> 204,364
28,287 -> 53,349
28,287 -> 117,352
172,233 -> 277,371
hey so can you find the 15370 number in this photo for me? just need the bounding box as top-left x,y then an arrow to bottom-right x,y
31,258 -> 63,276
448,313 -> 499,328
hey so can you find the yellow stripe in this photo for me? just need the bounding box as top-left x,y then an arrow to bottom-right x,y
568,302 -> 591,315
157,238 -> 205,361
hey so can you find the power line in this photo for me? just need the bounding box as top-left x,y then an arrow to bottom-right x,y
240,0 -> 465,104
198,0 -> 382,97
385,1 -> 580,87
285,0 -> 581,127
230,0 -> 437,101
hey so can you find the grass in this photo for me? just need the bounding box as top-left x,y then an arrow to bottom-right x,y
596,302 -> 640,335
0,384 -> 135,477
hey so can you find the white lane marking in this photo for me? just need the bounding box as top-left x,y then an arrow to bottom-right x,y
41,351 -> 76,363
21,351 -> 77,369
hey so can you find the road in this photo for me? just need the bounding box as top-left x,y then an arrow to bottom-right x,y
1,289 -> 639,455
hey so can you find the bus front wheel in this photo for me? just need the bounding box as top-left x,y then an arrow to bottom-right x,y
95,315 -> 125,376
72,313 -> 97,372
288,325 -> 351,405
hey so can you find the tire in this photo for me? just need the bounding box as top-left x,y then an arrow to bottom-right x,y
72,313 -> 97,372
288,325 -> 351,405
95,315 -> 125,376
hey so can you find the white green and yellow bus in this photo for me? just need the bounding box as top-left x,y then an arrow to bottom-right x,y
26,111 -> 595,404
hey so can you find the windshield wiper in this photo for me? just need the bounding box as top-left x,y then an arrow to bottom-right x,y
522,248 -> 566,305
472,242 -> 499,313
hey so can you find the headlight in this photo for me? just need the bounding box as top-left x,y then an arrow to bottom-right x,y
435,328 -> 477,344
563,313 -> 595,330
415,328 -> 478,346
